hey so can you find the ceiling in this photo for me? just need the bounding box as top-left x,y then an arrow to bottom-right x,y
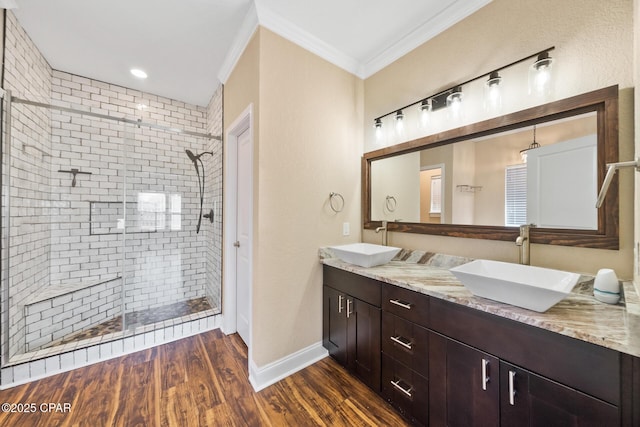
11,0 -> 491,107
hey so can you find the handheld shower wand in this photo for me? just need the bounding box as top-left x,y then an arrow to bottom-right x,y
185,149 -> 214,233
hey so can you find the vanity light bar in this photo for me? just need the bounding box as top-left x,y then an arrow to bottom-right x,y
373,46 -> 555,126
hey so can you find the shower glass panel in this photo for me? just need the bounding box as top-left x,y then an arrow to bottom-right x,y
2,95 -> 219,365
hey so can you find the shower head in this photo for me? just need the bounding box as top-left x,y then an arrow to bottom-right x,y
185,149 -> 199,166
185,149 -> 213,164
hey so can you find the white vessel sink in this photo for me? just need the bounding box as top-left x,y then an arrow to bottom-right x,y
330,243 -> 401,268
449,259 -> 580,312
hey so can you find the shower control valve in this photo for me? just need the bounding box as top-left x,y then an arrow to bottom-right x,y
202,209 -> 214,223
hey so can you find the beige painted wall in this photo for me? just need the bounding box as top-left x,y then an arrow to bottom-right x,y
224,28 -> 364,367
636,0 -> 640,286
363,0 -> 635,279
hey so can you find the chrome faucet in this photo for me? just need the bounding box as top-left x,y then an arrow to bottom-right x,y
515,224 -> 533,265
375,220 -> 388,246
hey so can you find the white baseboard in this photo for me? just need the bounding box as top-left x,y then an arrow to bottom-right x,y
248,341 -> 328,392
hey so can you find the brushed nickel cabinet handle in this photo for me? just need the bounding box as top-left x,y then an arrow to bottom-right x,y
389,299 -> 412,310
338,295 -> 344,313
391,379 -> 413,398
482,358 -> 490,391
390,335 -> 413,350
509,370 -> 517,405
346,299 -> 353,318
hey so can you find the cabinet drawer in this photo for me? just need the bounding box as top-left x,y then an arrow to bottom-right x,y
381,312 -> 429,378
382,284 -> 429,327
381,353 -> 429,427
323,265 -> 381,307
430,297 -> 620,405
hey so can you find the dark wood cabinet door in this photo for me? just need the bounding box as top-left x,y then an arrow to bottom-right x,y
349,297 -> 381,391
322,286 -> 347,366
500,360 -> 619,427
500,361 -> 530,425
429,332 -> 500,427
501,360 -> 620,426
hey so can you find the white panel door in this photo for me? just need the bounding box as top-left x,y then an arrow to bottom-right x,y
527,134 -> 598,229
236,127 -> 251,345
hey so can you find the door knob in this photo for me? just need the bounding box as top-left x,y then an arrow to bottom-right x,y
233,241 -> 240,247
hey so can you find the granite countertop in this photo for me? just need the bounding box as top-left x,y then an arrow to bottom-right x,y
319,247 -> 640,358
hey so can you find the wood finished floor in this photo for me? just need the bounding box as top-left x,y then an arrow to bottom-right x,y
0,329 -> 410,426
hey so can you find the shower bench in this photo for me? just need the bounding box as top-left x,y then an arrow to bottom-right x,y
23,275 -> 121,352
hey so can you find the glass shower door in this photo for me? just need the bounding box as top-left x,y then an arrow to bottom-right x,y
120,124 -> 215,336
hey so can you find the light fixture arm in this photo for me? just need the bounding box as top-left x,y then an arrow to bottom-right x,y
595,158 -> 640,208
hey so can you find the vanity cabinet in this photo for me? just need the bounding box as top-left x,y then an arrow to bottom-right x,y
322,266 -> 381,391
322,266 -> 635,426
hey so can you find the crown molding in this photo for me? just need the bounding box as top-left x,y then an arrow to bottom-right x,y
255,2 -> 362,77
217,2 -> 259,84
219,0 -> 492,82
361,0 -> 493,78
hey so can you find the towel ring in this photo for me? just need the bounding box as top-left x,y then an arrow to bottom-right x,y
329,192 -> 345,213
386,195 -> 397,212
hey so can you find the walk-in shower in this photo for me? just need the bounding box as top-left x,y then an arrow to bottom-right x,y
1,91 -> 223,367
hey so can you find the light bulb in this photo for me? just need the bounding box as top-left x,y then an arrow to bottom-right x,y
484,71 -> 502,112
420,99 -> 431,129
395,110 -> 404,134
528,52 -> 554,97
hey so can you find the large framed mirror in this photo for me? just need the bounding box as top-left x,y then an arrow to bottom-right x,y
363,85 -> 619,249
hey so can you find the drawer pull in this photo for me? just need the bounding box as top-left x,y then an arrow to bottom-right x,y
509,370 -> 516,405
346,299 -> 353,318
391,379 -> 413,398
481,358 -> 490,391
389,299 -> 412,310
390,335 -> 413,350
338,295 -> 344,313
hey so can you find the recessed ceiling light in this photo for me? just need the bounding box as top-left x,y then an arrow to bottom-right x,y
130,68 -> 148,79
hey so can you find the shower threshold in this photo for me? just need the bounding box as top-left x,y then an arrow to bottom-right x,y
7,298 -> 218,366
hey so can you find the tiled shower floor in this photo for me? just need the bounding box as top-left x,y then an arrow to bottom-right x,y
45,297 -> 213,348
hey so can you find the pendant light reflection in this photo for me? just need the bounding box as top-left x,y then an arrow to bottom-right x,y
529,52 -> 554,97
520,125 -> 541,163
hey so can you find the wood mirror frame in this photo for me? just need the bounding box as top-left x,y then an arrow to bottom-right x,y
362,85 -> 619,249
